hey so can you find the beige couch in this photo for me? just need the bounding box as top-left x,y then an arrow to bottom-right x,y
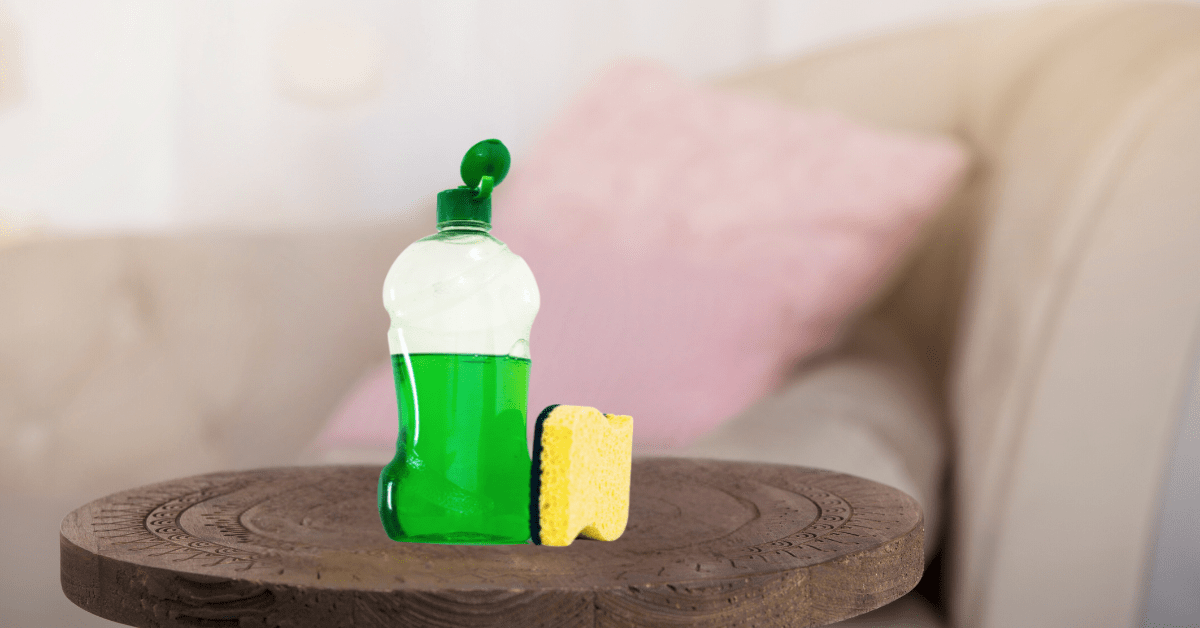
3,2 -> 1199,626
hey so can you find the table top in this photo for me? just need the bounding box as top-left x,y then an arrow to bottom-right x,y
61,458 -> 923,627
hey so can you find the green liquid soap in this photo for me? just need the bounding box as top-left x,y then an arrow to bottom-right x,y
377,353 -> 532,544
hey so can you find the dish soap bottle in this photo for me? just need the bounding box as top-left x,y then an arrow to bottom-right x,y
378,139 -> 540,544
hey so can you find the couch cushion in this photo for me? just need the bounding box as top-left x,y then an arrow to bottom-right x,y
676,317 -> 947,560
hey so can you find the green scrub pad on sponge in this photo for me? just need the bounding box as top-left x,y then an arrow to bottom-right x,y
531,405 -> 633,546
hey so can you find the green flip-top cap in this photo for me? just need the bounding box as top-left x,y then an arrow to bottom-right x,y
437,139 -> 511,228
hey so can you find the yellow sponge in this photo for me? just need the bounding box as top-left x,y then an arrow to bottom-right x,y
530,405 -> 633,546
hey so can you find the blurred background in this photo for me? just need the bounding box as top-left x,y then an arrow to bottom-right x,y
0,0 -> 1050,235
4,1 -> 1200,627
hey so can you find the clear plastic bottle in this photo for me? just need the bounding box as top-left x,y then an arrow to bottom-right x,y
378,140 -> 540,544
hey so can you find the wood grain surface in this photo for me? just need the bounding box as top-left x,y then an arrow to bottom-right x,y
61,458 -> 923,627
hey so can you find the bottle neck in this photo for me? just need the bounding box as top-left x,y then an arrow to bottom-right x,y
436,219 -> 491,233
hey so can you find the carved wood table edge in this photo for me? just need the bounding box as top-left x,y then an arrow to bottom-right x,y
60,458 -> 924,627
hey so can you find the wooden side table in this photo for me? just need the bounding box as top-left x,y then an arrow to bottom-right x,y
61,458 -> 923,627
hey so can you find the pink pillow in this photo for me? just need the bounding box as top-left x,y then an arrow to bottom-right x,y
313,61 -> 967,457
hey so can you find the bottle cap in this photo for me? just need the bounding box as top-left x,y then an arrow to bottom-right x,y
437,139 -> 511,228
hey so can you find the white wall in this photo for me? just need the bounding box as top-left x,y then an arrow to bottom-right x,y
0,0 -> 1057,233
